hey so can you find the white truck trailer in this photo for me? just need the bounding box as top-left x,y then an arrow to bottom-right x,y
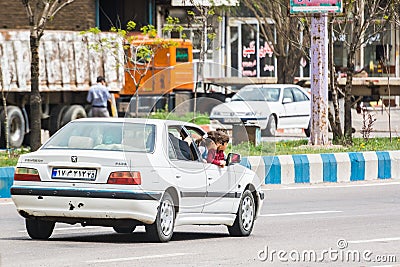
0,30 -> 124,148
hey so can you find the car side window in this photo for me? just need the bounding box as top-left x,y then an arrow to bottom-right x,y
291,88 -> 309,102
283,88 -> 294,102
168,127 -> 193,161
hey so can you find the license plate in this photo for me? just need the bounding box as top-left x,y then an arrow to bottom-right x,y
51,168 -> 97,180
224,117 -> 241,123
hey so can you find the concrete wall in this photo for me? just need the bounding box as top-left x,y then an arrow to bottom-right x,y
0,0 -> 96,31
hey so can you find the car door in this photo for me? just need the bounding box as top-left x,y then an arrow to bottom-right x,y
184,126 -> 236,214
168,126 -> 206,213
202,163 -> 236,214
280,87 -> 297,128
291,87 -> 311,127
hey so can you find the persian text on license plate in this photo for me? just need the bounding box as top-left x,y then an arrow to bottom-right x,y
52,168 -> 97,180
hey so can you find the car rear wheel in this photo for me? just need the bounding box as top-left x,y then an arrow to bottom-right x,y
113,225 -> 136,234
145,192 -> 175,242
25,218 -> 55,240
228,190 -> 255,237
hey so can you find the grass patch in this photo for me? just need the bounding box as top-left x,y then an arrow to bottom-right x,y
0,149 -> 29,167
228,137 -> 400,157
150,111 -> 210,125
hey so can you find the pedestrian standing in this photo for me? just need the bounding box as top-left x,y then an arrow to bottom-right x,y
87,76 -> 111,117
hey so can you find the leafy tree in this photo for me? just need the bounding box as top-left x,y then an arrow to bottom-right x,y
83,18 -> 183,117
21,0 -> 74,151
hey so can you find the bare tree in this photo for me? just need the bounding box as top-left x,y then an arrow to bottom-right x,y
21,0 -> 74,151
0,65 -> 10,154
334,0 -> 395,144
240,0 -> 310,84
185,1 -> 223,114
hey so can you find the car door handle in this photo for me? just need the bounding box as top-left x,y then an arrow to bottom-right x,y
176,175 -> 181,179
208,177 -> 213,180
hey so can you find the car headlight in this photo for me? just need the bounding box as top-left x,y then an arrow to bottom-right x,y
211,111 -> 221,116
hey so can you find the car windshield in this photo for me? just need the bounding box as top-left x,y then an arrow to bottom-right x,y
232,87 -> 280,102
42,121 -> 156,152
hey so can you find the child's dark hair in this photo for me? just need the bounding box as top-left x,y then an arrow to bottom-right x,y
217,131 -> 230,144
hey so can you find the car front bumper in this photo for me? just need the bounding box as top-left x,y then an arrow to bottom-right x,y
11,186 -> 161,224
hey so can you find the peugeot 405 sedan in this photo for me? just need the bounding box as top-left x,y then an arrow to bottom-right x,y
11,118 -> 264,242
210,84 -> 311,137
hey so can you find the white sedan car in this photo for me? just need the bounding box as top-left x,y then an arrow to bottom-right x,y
11,118 -> 264,242
210,84 -> 311,137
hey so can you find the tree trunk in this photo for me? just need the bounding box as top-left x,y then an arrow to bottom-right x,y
30,36 -> 42,151
344,50 -> 355,145
276,54 -> 298,84
328,17 -> 343,143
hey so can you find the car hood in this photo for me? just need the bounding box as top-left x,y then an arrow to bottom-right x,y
211,101 -> 273,117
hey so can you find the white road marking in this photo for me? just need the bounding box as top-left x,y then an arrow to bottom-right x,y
260,210 -> 343,217
0,202 -> 14,206
348,237 -> 400,244
85,253 -> 192,263
263,181 -> 400,191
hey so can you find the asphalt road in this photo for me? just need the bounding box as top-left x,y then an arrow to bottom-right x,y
1,180 -> 400,266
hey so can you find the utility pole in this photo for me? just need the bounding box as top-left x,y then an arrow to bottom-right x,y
310,14 -> 329,145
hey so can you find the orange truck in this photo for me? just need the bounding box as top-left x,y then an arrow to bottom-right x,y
116,38 -> 195,116
0,30 -> 195,148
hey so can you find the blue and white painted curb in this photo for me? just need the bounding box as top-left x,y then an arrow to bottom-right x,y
0,167 -> 14,198
0,151 -> 399,198
241,151 -> 400,184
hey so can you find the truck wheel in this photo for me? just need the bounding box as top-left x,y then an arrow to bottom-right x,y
0,106 -> 25,148
61,105 -> 87,126
49,105 -> 68,136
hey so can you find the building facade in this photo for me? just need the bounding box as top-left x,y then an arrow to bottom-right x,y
1,1 -> 398,82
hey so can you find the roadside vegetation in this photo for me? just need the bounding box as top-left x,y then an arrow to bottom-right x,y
1,138 -> 399,167
149,111 -> 210,125
228,137 -> 400,157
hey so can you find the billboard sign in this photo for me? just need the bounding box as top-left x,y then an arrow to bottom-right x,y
289,0 -> 343,14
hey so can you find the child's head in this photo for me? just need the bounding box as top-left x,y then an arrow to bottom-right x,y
216,131 -> 229,151
204,138 -> 216,150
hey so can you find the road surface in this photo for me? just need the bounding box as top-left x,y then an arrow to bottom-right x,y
1,180 -> 399,266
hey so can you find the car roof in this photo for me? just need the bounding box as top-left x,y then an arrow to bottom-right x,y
241,84 -> 303,89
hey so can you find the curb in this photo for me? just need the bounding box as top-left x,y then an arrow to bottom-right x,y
1,151 -> 398,198
0,167 -> 14,198
241,151 -> 400,184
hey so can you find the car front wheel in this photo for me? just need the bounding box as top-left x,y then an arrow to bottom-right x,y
145,192 -> 175,242
26,218 -> 55,240
228,190 -> 255,237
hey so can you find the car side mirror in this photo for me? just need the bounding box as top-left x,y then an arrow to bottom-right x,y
227,153 -> 241,165
282,97 -> 293,104
225,97 -> 232,103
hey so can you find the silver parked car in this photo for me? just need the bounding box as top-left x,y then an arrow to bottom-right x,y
210,84 -> 311,137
